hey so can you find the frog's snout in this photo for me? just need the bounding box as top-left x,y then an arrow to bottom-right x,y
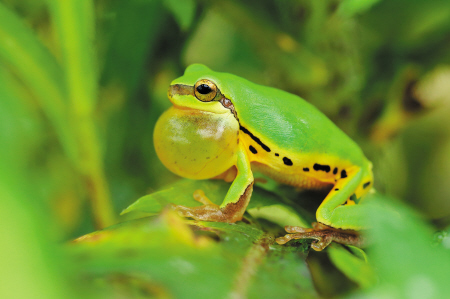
168,84 -> 193,101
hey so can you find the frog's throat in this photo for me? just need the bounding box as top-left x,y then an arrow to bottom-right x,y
168,85 -> 269,153
168,84 -> 272,158
169,84 -> 239,121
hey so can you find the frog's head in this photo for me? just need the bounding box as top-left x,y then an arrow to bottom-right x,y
168,64 -> 236,115
155,64 -> 240,180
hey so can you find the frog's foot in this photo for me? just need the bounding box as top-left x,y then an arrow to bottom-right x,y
275,222 -> 363,251
171,188 -> 249,223
171,202 -> 236,223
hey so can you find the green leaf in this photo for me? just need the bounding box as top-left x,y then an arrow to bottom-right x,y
46,0 -> 97,114
248,244 -> 316,298
0,66 -> 73,299
328,245 -> 376,289
46,0 -> 116,227
101,0 -> 167,94
360,197 -> 450,298
121,179 -> 311,228
70,209 -> 314,298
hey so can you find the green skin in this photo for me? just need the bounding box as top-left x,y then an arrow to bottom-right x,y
154,64 -> 373,250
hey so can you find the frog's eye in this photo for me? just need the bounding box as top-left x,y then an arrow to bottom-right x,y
194,79 -> 218,102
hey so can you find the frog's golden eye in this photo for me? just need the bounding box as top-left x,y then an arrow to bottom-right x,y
194,79 -> 218,102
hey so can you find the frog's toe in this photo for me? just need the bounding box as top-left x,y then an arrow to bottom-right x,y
275,235 -> 293,245
285,225 -> 313,233
171,203 -> 198,219
311,237 -> 332,251
170,203 -> 239,223
312,222 -> 332,230
193,189 -> 216,205
275,231 -> 331,250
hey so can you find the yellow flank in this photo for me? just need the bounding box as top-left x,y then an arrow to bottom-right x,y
238,131 -> 357,190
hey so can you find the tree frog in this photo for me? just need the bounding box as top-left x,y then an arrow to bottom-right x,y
154,64 -> 373,251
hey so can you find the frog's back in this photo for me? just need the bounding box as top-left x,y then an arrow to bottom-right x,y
218,73 -> 366,167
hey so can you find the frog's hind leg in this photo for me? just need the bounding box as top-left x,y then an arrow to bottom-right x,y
277,167 -> 367,250
276,222 -> 363,251
316,166 -> 365,228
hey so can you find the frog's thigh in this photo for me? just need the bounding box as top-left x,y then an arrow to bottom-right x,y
316,167 -> 365,229
219,143 -> 254,215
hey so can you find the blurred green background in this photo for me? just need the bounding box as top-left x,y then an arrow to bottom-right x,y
1,0 -> 450,298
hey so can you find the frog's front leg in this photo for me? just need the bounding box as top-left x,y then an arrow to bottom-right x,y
172,144 -> 254,223
277,167 -> 367,250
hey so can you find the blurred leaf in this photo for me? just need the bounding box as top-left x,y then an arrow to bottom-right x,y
184,4 -> 329,90
47,0 -> 115,228
0,2 -> 77,160
163,0 -> 196,30
248,244 -> 316,298
360,197 -> 450,298
100,0 -> 167,95
46,0 -> 96,114
0,63 -> 73,299
0,183 -> 74,299
328,245 -> 377,289
337,0 -> 382,17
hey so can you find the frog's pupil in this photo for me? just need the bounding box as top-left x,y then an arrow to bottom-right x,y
197,84 -> 212,94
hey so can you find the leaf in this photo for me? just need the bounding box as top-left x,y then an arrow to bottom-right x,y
121,179 -> 311,228
101,0 -> 167,94
70,209 -> 315,298
46,0 -> 116,228
248,244 -> 316,298
327,245 -> 376,289
0,67 -> 73,299
358,197 -> 450,298
46,0 -> 97,113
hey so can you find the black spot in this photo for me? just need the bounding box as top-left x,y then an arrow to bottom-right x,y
275,153 -> 279,157
249,145 -> 257,154
303,167 -> 309,172
313,163 -> 331,173
240,126 -> 271,152
335,188 -> 339,191
283,157 -> 293,166
341,170 -> 347,179
333,167 -> 338,175
363,181 -> 371,189
350,194 -> 357,201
